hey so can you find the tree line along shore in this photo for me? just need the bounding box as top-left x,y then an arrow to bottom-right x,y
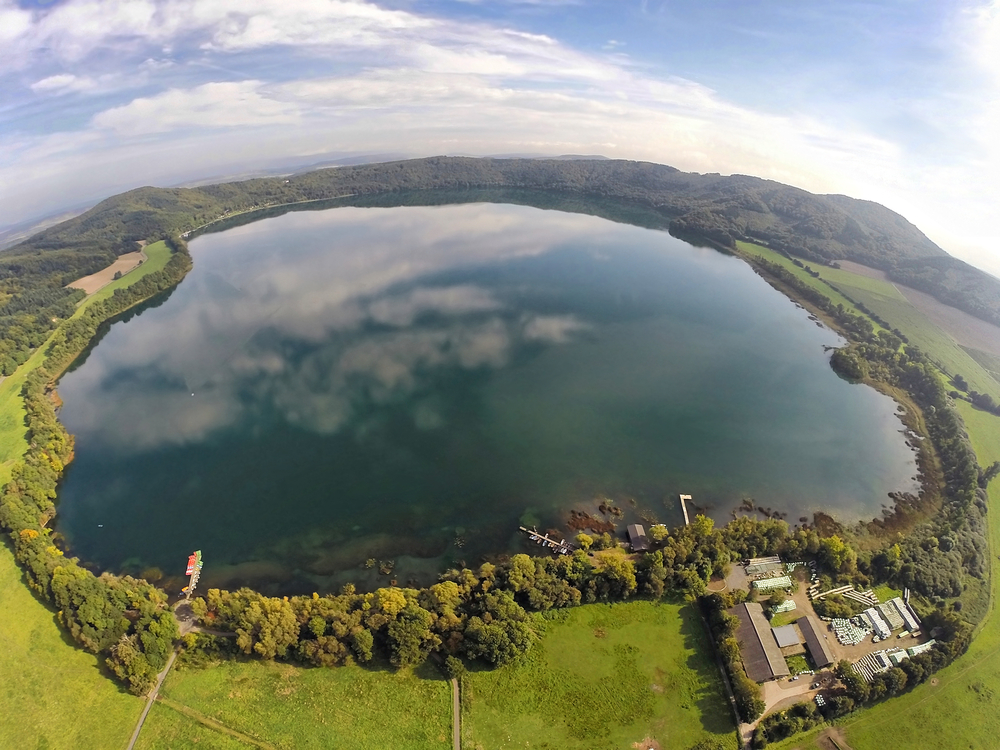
0,159 -> 998,748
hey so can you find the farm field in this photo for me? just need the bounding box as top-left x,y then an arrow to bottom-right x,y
0,240 -> 174,484
461,599 -> 738,750
0,541 -> 142,750
817,269 -> 1000,401
151,658 -> 452,750
769,402 -> 1000,750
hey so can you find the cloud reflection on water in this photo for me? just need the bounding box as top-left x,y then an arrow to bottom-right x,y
62,205 -> 604,451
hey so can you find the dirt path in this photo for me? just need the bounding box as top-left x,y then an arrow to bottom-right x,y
451,677 -> 461,750
125,649 -> 177,750
157,697 -> 274,749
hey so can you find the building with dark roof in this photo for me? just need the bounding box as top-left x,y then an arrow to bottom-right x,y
626,523 -> 649,552
731,602 -> 791,683
798,615 -> 835,668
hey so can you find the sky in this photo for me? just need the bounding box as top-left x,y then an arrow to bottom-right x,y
1,0 -> 998,275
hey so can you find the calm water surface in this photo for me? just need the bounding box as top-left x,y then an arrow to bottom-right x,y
57,202 -> 918,592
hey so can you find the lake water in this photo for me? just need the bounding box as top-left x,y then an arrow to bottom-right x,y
56,200 -> 918,593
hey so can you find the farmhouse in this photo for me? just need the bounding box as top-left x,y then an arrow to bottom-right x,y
731,602 -> 791,682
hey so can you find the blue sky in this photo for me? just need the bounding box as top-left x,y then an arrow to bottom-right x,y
1,0 -> 998,274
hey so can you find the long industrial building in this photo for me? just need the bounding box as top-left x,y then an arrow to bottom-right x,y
731,602 -> 791,683
797,615 -> 835,668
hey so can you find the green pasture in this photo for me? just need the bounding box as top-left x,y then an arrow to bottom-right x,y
0,240 -> 174,485
871,584 -> 903,604
461,599 -> 738,750
154,658 -> 451,750
0,542 -> 142,750
962,346 -> 1000,383
735,242 -> 861,315
136,701 -> 255,750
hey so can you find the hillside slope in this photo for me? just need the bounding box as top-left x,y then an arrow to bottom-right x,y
4,157 -> 998,333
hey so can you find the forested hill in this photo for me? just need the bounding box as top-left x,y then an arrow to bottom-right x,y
4,157 -> 999,355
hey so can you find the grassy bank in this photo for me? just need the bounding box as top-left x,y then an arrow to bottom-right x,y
735,242 -> 862,314
0,541 -> 142,749
462,599 -> 738,750
0,240 -> 174,485
147,659 -> 451,750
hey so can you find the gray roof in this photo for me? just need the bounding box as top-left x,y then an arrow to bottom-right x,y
626,524 -> 649,551
772,624 -> 800,649
797,616 -> 835,668
731,602 -> 791,682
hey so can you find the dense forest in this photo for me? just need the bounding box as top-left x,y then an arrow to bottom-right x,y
5,157 -> 1000,355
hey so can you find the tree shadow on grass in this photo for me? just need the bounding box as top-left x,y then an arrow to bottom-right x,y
677,601 -> 743,739
0,533 -> 136,694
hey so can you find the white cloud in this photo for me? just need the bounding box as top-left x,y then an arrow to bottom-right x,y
30,73 -> 94,92
91,80 -> 299,135
0,0 -> 996,276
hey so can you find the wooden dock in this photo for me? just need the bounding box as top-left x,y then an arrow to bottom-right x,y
519,526 -> 574,555
679,495 -> 692,525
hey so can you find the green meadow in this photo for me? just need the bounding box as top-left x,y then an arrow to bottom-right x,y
147,658 -> 452,750
735,242 -> 862,315
0,542 -> 142,749
820,272 -> 1000,401
461,599 -> 738,750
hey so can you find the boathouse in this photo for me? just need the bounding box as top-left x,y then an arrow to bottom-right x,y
626,524 -> 649,552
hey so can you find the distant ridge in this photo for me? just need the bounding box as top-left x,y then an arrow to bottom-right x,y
4,156 -> 999,328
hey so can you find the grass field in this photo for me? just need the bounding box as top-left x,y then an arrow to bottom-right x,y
871,584 -> 903,604
135,702 -> 255,750
962,345 -> 1000,382
0,238 -> 178,750
735,242 -> 862,315
0,541 -> 142,750
149,658 -> 451,750
0,240 -> 174,485
462,599 -> 738,750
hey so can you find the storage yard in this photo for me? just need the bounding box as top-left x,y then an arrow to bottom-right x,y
734,557 -> 937,692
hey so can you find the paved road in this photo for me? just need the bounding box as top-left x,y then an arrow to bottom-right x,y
451,677 -> 461,750
125,649 -> 177,750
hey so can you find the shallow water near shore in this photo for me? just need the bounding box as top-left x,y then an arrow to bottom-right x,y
55,200 -> 918,593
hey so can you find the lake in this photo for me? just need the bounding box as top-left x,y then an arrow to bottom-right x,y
56,199 -> 918,593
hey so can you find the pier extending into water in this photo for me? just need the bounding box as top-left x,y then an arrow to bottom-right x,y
679,494 -> 692,525
519,527 -> 574,555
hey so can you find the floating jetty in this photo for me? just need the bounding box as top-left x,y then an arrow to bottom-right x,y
679,494 -> 692,525
519,526 -> 574,555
